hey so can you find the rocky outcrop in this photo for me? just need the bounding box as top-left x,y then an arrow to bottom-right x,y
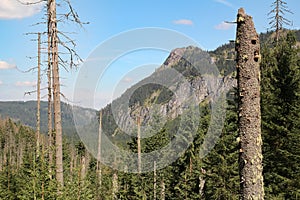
104,46 -> 236,135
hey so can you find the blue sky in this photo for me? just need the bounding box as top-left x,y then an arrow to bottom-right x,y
0,0 -> 299,109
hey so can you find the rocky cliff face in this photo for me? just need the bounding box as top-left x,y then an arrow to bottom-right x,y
101,46 -> 236,136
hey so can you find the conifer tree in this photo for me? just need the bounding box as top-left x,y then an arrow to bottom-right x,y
261,31 -> 300,199
268,0 -> 293,42
202,91 -> 239,199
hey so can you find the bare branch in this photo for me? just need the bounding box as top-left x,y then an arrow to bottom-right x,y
27,56 -> 38,59
58,30 -> 76,47
60,92 -> 76,104
17,0 -> 45,5
57,36 -> 83,69
30,21 -> 47,27
24,87 -> 47,96
17,66 -> 37,73
63,0 -> 90,26
224,21 -> 237,24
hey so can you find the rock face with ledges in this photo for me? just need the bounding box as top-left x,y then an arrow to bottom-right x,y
101,46 -> 236,136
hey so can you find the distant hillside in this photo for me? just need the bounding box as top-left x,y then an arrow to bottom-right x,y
209,29 -> 300,76
0,101 -> 96,137
2,30 -> 299,139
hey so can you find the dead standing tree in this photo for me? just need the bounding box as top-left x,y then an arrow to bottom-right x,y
268,0 -> 293,42
47,0 -> 86,188
18,0 -> 86,190
235,8 -> 264,199
48,0 -> 64,188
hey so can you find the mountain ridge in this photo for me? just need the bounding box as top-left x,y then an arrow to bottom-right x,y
2,29 -> 299,137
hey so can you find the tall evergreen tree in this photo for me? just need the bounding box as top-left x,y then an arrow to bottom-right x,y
202,91 -> 240,199
261,31 -> 300,199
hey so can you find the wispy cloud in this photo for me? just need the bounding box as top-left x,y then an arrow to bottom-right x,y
0,0 -> 43,19
0,60 -> 16,69
173,19 -> 194,26
0,81 -> 3,85
15,81 -> 36,87
214,0 -> 234,8
214,22 -> 234,30
122,77 -> 134,83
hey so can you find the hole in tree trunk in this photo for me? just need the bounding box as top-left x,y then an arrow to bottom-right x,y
254,50 -> 260,62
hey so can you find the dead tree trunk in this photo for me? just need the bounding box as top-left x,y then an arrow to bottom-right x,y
47,0 -> 53,178
112,155 -> 118,200
36,32 -> 41,153
48,0 -> 64,187
137,116 -> 141,174
37,32 -> 45,200
97,110 -> 102,188
153,161 -> 157,200
199,168 -> 206,198
160,178 -> 165,200
235,8 -> 264,199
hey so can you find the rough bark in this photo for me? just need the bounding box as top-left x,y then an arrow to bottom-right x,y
38,32 -> 46,200
36,32 -> 41,152
47,0 -> 53,178
235,8 -> 264,199
48,0 -> 64,187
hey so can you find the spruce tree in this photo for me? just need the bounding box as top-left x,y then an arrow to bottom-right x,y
203,91 -> 239,199
268,0 -> 293,42
261,31 -> 300,199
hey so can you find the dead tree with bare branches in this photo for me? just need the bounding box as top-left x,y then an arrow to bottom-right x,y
19,0 -> 87,189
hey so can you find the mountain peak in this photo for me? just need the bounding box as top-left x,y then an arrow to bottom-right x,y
163,46 -> 200,68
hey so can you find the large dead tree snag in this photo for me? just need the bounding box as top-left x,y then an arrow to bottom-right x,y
48,0 -> 64,188
47,15 -> 54,179
36,32 -> 41,152
235,8 -> 264,199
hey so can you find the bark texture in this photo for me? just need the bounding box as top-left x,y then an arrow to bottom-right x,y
235,8 -> 264,199
47,0 -> 53,177
48,0 -> 63,187
36,33 -> 41,151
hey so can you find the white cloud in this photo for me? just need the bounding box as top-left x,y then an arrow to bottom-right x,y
214,22 -> 234,30
173,19 -> 194,25
122,77 -> 133,83
0,0 -> 43,19
0,81 -> 3,85
0,60 -> 16,69
214,0 -> 234,8
15,81 -> 36,87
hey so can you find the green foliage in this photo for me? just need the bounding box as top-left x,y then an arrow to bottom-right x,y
261,31 -> 300,199
201,91 -> 239,200
1,31 -> 300,198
